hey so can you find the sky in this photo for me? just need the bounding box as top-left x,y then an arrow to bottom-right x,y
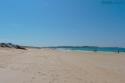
0,0 -> 125,47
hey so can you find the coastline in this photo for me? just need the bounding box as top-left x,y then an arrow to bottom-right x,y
0,48 -> 125,83
54,48 -> 125,55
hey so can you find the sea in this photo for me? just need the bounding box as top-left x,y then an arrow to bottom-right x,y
52,46 -> 125,53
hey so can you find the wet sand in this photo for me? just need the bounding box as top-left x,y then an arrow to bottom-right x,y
0,48 -> 125,83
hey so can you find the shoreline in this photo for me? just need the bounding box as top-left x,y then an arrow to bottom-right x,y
54,48 -> 125,55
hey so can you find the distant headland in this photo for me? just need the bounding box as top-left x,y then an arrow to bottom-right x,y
0,43 -> 26,50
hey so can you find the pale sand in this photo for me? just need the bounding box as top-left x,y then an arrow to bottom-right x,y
0,48 -> 125,83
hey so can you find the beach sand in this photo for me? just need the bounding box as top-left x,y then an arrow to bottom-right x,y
0,47 -> 125,83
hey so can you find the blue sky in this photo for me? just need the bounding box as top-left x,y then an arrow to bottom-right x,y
0,0 -> 125,47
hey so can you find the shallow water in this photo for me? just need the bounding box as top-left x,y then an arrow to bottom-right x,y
55,47 -> 125,54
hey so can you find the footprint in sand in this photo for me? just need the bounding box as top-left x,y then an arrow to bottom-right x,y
0,64 -> 6,69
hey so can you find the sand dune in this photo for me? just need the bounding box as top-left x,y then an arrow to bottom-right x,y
0,47 -> 125,83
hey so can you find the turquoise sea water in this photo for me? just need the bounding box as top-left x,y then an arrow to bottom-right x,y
52,47 -> 125,53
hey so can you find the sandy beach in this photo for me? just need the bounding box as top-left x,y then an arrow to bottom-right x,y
0,47 -> 125,83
